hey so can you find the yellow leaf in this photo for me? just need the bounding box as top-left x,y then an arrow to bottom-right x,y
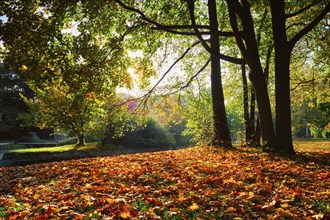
189,202 -> 199,210
280,203 -> 289,208
120,211 -> 131,219
107,198 -> 116,204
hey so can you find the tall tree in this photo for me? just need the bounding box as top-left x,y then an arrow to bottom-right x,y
226,0 -> 276,149
270,0 -> 330,154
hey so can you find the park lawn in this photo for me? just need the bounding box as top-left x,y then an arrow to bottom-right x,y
6,142 -> 99,153
0,143 -> 329,219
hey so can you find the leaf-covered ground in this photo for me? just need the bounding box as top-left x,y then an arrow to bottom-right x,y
0,143 -> 329,219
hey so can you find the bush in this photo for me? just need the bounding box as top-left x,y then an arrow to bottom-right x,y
107,118 -> 176,149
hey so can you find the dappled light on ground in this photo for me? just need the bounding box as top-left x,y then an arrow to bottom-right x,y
0,145 -> 329,219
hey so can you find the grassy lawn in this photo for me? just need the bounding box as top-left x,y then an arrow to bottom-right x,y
0,141 -> 329,219
6,142 -> 99,153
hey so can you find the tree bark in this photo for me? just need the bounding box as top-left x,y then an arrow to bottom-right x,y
270,0 -> 295,154
208,0 -> 232,147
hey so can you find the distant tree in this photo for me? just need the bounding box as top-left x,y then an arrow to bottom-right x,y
0,66 -> 33,138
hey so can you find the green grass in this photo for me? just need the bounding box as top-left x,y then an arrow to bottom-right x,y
7,142 -> 99,153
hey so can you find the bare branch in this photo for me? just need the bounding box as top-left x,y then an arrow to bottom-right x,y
133,41 -> 202,111
142,58 -> 211,99
181,59 -> 211,89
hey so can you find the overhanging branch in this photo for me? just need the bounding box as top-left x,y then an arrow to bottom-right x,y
289,3 -> 330,48
187,0 -> 244,64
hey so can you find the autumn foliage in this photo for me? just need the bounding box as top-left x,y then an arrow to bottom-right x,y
0,143 -> 329,219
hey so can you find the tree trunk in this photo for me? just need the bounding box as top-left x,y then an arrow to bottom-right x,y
76,134 -> 85,146
249,86 -> 256,140
208,0 -> 232,147
250,72 -> 276,149
270,0 -> 295,154
274,51 -> 295,154
242,64 -> 253,143
226,0 -> 276,149
252,115 -> 261,146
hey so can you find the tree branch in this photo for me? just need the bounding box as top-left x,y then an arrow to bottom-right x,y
180,59 -> 211,89
291,78 -> 316,91
226,0 -> 248,58
289,3 -> 330,47
114,0 -> 243,64
187,0 -> 244,64
145,58 -> 211,98
151,27 -> 235,37
114,0 -> 238,37
256,8 -> 268,45
134,41 -> 201,110
286,1 -> 320,18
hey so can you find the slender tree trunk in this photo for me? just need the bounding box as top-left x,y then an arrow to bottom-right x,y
270,0 -> 295,154
253,115 -> 261,145
242,64 -> 253,143
208,0 -> 232,147
251,72 -> 276,149
249,86 -> 256,137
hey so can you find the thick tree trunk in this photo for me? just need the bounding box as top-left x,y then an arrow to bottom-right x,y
270,0 -> 295,154
208,0 -> 232,147
76,134 -> 85,146
274,51 -> 295,154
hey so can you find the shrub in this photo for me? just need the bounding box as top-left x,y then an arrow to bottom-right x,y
106,118 -> 176,149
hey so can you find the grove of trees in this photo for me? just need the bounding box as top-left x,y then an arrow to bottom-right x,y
0,0 -> 329,154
